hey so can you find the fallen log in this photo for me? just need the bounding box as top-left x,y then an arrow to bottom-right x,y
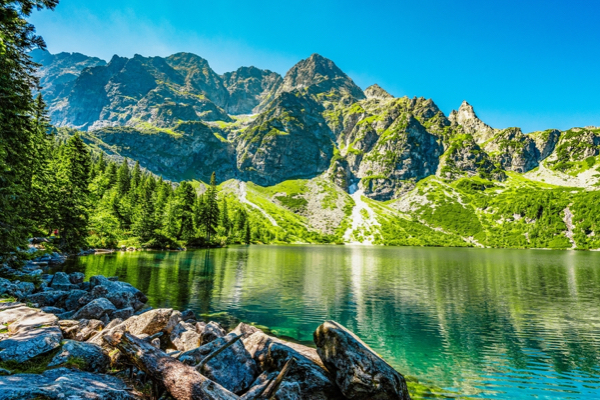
104,331 -> 239,400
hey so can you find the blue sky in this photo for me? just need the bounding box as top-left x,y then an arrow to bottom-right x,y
30,0 -> 599,132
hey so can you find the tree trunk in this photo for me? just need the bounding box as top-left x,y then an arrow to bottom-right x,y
104,331 -> 239,400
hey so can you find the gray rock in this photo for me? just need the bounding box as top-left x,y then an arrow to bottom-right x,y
180,332 -> 259,394
26,290 -> 68,307
91,284 -> 109,298
242,371 -> 302,400
57,310 -> 76,320
170,321 -> 201,352
0,301 -> 25,312
0,306 -> 38,326
243,330 -> 342,399
49,340 -> 111,372
314,320 -> 410,400
50,271 -> 78,291
110,307 -> 134,320
8,311 -> 58,334
127,308 -> 173,336
199,320 -> 226,345
105,290 -> 133,309
63,289 -> 89,311
90,275 -> 147,310
14,281 -> 34,296
69,271 -> 86,284
61,319 -> 104,341
0,367 -> 140,399
40,306 -> 65,315
0,326 -> 62,362
180,309 -> 195,320
72,297 -> 116,320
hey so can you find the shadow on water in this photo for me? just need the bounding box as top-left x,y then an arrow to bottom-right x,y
54,245 -> 600,399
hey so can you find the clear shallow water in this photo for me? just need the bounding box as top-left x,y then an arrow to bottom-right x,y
55,245 -> 600,399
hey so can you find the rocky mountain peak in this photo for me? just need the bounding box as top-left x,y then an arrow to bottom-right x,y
449,100 -> 497,144
279,53 -> 365,101
365,84 -> 393,100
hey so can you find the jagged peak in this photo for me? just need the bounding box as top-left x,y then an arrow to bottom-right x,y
449,100 -> 497,144
365,84 -> 393,100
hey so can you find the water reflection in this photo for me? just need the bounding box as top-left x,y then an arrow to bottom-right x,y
57,246 -> 600,399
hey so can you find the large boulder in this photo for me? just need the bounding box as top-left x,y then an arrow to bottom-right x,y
180,332 -> 259,394
0,367 -> 140,399
50,271 -> 78,291
89,276 -> 147,310
60,319 -> 104,341
242,371 -> 302,400
198,320 -> 227,345
243,330 -> 343,399
49,340 -> 111,372
72,297 -> 116,320
105,290 -> 134,309
110,307 -> 134,320
314,320 -> 411,400
8,310 -> 57,334
170,321 -> 201,352
69,271 -> 86,284
127,308 -> 173,336
62,289 -> 90,311
0,326 -> 62,362
26,290 -> 68,307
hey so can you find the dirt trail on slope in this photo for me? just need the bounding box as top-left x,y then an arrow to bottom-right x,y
236,181 -> 279,227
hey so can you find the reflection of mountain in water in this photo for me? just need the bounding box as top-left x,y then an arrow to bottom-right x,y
57,246 -> 600,398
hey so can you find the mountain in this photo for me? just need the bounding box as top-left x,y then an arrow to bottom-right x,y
34,50 -> 600,248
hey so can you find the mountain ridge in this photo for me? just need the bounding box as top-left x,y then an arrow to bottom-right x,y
34,49 -> 600,248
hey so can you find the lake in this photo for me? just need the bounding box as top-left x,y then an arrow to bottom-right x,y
54,245 -> 600,399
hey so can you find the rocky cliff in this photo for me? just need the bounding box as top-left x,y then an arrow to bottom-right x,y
35,50 -> 600,204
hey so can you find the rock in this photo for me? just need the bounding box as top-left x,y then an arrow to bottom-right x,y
0,301 -> 25,311
0,326 -> 62,362
314,320 -> 410,400
90,275 -> 147,310
165,310 -> 182,334
62,289 -> 89,311
0,367 -> 140,399
231,322 -> 261,339
105,290 -> 133,309
199,320 -> 227,345
61,319 -> 104,341
0,305 -> 38,326
90,284 -> 109,298
242,371 -> 302,400
50,271 -> 78,291
26,290 -> 68,307
127,308 -> 173,336
41,306 -> 65,315
14,281 -> 35,296
8,311 -> 58,334
110,307 -> 134,320
72,297 -> 116,320
69,271 -> 86,284
180,309 -> 195,321
180,332 -> 259,394
57,310 -> 76,320
170,321 -> 201,352
243,330 -> 342,399
49,340 -> 111,372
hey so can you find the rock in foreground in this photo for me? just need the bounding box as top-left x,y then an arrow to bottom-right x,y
314,320 -> 411,400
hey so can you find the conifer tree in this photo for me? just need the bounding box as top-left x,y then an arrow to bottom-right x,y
132,178 -> 158,242
176,181 -> 196,240
131,161 -> 141,189
244,220 -> 251,244
116,158 -> 131,196
56,134 -> 91,250
204,172 -> 220,241
220,198 -> 231,234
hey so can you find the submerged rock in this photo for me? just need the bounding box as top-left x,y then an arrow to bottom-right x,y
314,320 -> 411,400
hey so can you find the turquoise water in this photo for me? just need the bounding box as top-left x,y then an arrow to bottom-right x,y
56,245 -> 600,398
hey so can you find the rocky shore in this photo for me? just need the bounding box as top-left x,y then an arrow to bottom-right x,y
0,259 -> 413,399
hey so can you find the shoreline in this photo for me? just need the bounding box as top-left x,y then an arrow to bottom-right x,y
0,250 -> 451,399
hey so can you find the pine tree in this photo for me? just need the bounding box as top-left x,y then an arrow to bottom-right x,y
220,198 -> 231,234
104,162 -> 117,187
0,0 -> 58,254
56,134 -> 91,250
131,161 -> 141,190
132,178 -> 158,242
176,181 -> 196,240
204,172 -> 220,241
244,220 -> 251,244
116,158 -> 131,196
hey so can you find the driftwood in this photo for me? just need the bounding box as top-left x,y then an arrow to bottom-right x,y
263,357 -> 295,399
105,331 -> 239,400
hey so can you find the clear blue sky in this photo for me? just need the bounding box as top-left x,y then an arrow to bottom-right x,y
30,0 -> 599,132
